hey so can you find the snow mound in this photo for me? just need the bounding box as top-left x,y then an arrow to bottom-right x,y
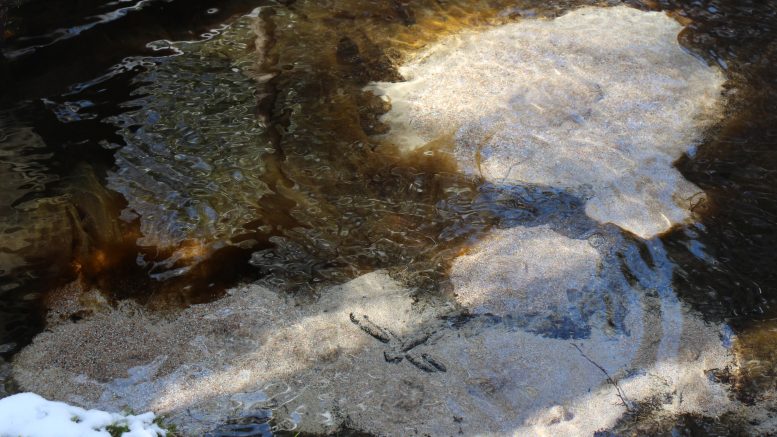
368,6 -> 725,238
0,392 -> 165,437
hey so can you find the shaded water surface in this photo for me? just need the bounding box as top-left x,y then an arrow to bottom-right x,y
2,0 -> 777,433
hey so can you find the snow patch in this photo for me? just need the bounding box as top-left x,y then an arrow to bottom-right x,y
0,393 -> 165,437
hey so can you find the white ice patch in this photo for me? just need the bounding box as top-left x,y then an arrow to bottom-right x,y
368,6 -> 725,238
449,225 -> 643,339
452,226 -> 602,318
13,269 -> 736,436
0,393 -> 165,437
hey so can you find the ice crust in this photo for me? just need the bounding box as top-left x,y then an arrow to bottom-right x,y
368,6 -> 726,238
452,226 -> 602,317
8,6 -> 742,436
13,264 -> 736,436
450,225 -> 632,337
0,393 -> 164,437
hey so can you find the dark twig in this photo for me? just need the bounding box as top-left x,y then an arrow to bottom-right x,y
349,313 -> 395,343
571,343 -> 632,411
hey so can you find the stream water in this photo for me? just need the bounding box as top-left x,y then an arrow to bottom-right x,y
1,0 -> 777,434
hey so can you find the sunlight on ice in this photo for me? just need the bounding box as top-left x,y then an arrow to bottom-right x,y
368,6 -> 726,238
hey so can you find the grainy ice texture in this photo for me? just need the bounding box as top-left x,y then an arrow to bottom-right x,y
368,6 -> 726,238
450,225 -> 633,338
451,226 -> 600,317
13,268 -> 739,436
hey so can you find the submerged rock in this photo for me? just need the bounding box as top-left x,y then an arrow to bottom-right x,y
0,108 -> 125,351
368,6 -> 726,238
107,13 -> 272,253
0,113 -> 123,281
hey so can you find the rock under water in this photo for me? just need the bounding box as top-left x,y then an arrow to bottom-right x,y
106,13 -> 271,254
368,6 -> 726,239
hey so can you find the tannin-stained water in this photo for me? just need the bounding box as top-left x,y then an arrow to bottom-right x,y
2,0 -> 777,434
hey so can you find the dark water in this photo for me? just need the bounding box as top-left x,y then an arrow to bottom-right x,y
1,0 -> 777,433
0,0 -> 269,356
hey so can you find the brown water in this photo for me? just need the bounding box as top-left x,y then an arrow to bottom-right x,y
2,0 -> 777,433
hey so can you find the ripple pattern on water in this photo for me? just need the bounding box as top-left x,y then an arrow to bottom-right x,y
107,16 -> 272,254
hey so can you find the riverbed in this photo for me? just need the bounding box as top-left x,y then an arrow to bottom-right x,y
1,0 -> 777,435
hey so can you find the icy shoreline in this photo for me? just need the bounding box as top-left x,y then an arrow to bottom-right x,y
10,260 -> 741,435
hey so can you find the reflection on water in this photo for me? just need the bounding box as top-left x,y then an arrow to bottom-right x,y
107,14 -> 273,266
98,0 -> 541,292
1,0 -> 777,433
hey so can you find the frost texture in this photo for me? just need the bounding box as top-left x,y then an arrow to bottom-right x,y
369,6 -> 725,238
13,269 -> 735,436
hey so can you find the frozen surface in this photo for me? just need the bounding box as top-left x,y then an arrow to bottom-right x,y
0,392 -> 164,437
6,6 -> 741,436
451,225 -> 635,338
368,6 -> 726,238
14,264 -> 736,436
453,226 -> 600,316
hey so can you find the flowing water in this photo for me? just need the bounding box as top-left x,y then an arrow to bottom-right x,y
1,0 -> 777,434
